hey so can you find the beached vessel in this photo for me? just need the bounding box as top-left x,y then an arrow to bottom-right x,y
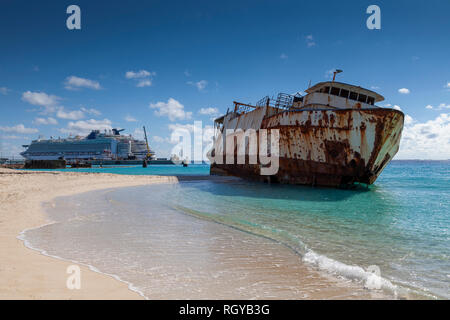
209,80 -> 404,187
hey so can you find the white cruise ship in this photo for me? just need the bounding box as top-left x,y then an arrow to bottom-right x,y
21,129 -> 155,161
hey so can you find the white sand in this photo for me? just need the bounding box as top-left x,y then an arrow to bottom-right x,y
0,168 -> 177,299
0,168 -> 388,300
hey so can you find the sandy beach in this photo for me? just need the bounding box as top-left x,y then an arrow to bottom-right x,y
0,168 -> 393,300
0,168 -> 177,299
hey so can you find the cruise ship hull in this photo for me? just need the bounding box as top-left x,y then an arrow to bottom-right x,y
210,108 -> 404,187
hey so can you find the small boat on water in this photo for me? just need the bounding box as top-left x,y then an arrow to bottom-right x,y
208,78 -> 404,187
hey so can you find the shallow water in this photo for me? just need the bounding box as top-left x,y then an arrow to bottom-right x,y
24,186 -> 383,299
23,161 -> 449,299
25,164 -> 210,176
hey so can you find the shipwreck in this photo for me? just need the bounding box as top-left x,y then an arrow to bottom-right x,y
208,77 -> 404,187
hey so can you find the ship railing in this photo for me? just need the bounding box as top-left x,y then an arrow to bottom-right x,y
256,93 -> 303,110
256,96 -> 270,107
227,92 -> 305,120
233,101 -> 257,115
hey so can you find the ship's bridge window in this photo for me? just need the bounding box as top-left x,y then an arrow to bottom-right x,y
349,91 -> 358,100
367,96 -> 375,105
358,94 -> 367,103
293,96 -> 303,103
339,89 -> 349,98
319,86 -> 330,94
330,87 -> 340,96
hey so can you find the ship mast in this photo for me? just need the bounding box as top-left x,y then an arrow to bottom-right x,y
143,126 -> 152,160
332,69 -> 343,81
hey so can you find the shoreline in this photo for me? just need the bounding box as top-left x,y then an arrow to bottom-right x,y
31,183 -> 390,300
17,225 -> 148,300
0,168 -> 178,299
1,168 -> 394,300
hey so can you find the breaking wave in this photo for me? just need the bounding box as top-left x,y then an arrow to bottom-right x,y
174,204 -> 408,298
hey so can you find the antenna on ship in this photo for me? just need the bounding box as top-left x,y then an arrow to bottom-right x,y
332,69 -> 343,81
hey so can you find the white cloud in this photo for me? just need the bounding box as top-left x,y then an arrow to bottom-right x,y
26,102 -> 100,120
0,87 -> 10,95
370,86 -> 380,90
56,108 -> 84,120
60,119 -> 112,135
21,91 -> 61,113
393,105 -> 402,111
168,123 -> 213,137
398,88 -> 410,94
125,70 -> 155,79
125,70 -> 156,87
168,123 -> 196,133
198,107 -> 219,116
0,124 -> 38,134
445,82 -> 450,89
187,80 -> 208,91
150,98 -> 192,121
168,123 -> 199,144
131,128 -> 144,140
152,135 -> 169,143
1,135 -> 27,140
80,107 -> 101,116
64,76 -> 101,90
0,141 -> 26,158
305,35 -> 316,47
137,79 -> 152,87
425,103 -> 450,110
325,69 -> 334,79
280,53 -> 288,59
33,117 -> 58,125
125,115 -> 138,122
396,113 -> 450,160
404,114 -> 414,125
184,70 -> 191,77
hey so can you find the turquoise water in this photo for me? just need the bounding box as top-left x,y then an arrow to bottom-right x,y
24,161 -> 449,299
26,164 -> 210,176
156,161 -> 449,299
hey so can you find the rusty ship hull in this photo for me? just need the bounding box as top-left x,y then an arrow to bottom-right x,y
209,81 -> 405,188
210,108 -> 404,187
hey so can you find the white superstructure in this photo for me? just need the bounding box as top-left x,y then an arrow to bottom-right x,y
21,129 -> 154,161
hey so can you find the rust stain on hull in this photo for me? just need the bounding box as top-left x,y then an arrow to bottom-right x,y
210,104 -> 404,188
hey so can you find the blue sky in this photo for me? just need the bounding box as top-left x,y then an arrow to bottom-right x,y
0,0 -> 449,159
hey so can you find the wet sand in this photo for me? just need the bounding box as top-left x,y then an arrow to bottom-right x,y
0,168 -> 176,299
0,168 -> 383,299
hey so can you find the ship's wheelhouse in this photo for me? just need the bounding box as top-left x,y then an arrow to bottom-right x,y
212,81 -> 389,135
297,81 -> 384,110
